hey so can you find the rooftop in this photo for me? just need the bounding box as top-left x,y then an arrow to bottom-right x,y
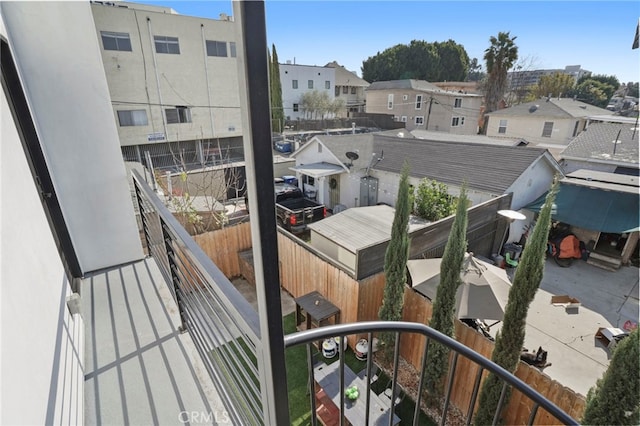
561,121 -> 640,166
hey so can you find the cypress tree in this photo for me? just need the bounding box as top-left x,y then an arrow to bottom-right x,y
269,44 -> 284,132
474,180 -> 558,426
582,328 -> 639,425
378,163 -> 411,350
424,183 -> 468,395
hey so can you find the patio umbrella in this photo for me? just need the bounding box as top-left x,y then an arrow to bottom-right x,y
407,253 -> 512,321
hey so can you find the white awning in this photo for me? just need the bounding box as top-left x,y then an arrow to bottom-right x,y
289,162 -> 347,178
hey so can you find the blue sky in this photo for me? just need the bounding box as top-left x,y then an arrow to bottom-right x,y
132,0 -> 640,83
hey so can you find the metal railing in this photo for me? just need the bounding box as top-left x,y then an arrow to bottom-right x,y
285,323 -> 579,426
133,169 -> 264,425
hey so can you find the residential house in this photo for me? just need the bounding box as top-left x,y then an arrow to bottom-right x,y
559,118 -> 639,175
90,1 -> 243,170
484,98 -> 611,155
325,61 -> 369,117
365,79 -> 483,133
279,62 -> 336,120
289,132 -> 562,244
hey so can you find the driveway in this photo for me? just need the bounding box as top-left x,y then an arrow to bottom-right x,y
490,257 -> 639,397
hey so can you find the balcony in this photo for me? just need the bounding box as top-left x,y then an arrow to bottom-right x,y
89,169 -> 578,425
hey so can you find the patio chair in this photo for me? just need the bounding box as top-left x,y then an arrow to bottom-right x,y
356,364 -> 380,385
383,385 -> 402,405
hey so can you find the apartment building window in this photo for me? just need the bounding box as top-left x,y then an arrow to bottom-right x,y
308,80 -> 314,89
498,119 -> 508,134
292,80 -> 298,89
416,94 -> 423,109
454,98 -> 462,108
229,42 -> 236,58
451,116 -> 465,127
154,35 -> 180,54
342,86 -> 348,94
325,81 -> 331,90
388,94 -> 394,109
117,110 -> 148,126
293,104 -> 299,112
165,107 -> 191,124
351,87 -> 356,94
415,116 -> 424,126
206,40 -> 227,57
100,31 -> 132,52
542,121 -> 554,137
335,86 -> 340,96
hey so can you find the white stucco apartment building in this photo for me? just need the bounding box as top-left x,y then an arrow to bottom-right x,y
279,62 -> 336,120
90,1 -> 243,169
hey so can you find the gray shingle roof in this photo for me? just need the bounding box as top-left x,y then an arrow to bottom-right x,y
487,98 -> 611,118
371,135 -> 553,194
561,122 -> 639,166
366,79 -> 444,93
411,129 -> 525,146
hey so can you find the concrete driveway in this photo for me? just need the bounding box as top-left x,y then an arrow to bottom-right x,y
490,257 -> 639,397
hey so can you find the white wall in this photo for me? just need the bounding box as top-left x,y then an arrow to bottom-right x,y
280,64 -> 335,120
2,1 -> 143,273
507,156 -> 559,211
1,54 -> 84,425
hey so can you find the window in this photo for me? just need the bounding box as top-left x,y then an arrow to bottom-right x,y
342,86 -> 349,94
415,116 -> 424,125
335,86 -> 340,96
117,110 -> 148,126
542,121 -> 554,137
100,31 -> 132,51
388,94 -> 394,109
154,35 -> 180,54
206,40 -> 227,57
416,95 -> 423,109
401,116 -> 407,122
308,80 -> 314,89
325,81 -> 330,90
454,98 -> 462,108
229,42 -> 236,58
572,121 -> 580,137
350,86 -> 356,94
165,107 -> 191,124
498,119 -> 507,134
451,116 -> 465,127
292,80 -> 298,89
293,104 -> 299,112
402,94 -> 408,101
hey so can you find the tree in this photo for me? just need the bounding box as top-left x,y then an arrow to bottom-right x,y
378,163 -> 411,350
483,32 -> 518,113
474,180 -> 558,426
467,58 -> 485,82
299,90 -> 342,120
423,184 -> 469,395
503,54 -> 541,106
414,179 -> 457,222
361,40 -> 469,82
582,328 -> 639,425
568,79 -> 611,108
531,72 -> 575,99
269,44 -> 284,132
625,81 -> 639,98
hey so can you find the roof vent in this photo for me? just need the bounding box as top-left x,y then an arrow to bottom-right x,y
580,105 -> 587,109
529,105 -> 539,113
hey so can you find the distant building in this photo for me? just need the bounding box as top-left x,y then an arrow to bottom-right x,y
279,62 -> 336,120
90,1 -> 244,170
508,65 -> 591,90
325,61 -> 369,116
365,79 -> 483,134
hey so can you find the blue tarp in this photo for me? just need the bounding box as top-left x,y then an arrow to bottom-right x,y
525,182 -> 639,233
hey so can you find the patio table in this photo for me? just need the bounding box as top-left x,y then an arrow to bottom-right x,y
314,362 -> 400,426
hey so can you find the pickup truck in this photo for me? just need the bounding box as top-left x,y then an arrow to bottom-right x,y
275,182 -> 326,233
244,182 -> 326,234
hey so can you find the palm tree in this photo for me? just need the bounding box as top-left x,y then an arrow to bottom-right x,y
483,32 -> 518,113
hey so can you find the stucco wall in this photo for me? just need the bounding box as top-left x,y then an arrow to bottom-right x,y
486,115 -> 582,145
1,49 -> 84,425
280,64 -> 335,120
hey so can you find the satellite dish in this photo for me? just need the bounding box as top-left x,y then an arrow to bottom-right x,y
346,151 -> 359,162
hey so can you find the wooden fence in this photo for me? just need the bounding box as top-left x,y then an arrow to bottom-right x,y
193,221 -> 586,423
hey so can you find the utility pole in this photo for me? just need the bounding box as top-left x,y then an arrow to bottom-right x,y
425,96 -> 434,130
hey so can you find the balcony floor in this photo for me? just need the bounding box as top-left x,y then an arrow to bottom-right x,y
82,257 -> 227,425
